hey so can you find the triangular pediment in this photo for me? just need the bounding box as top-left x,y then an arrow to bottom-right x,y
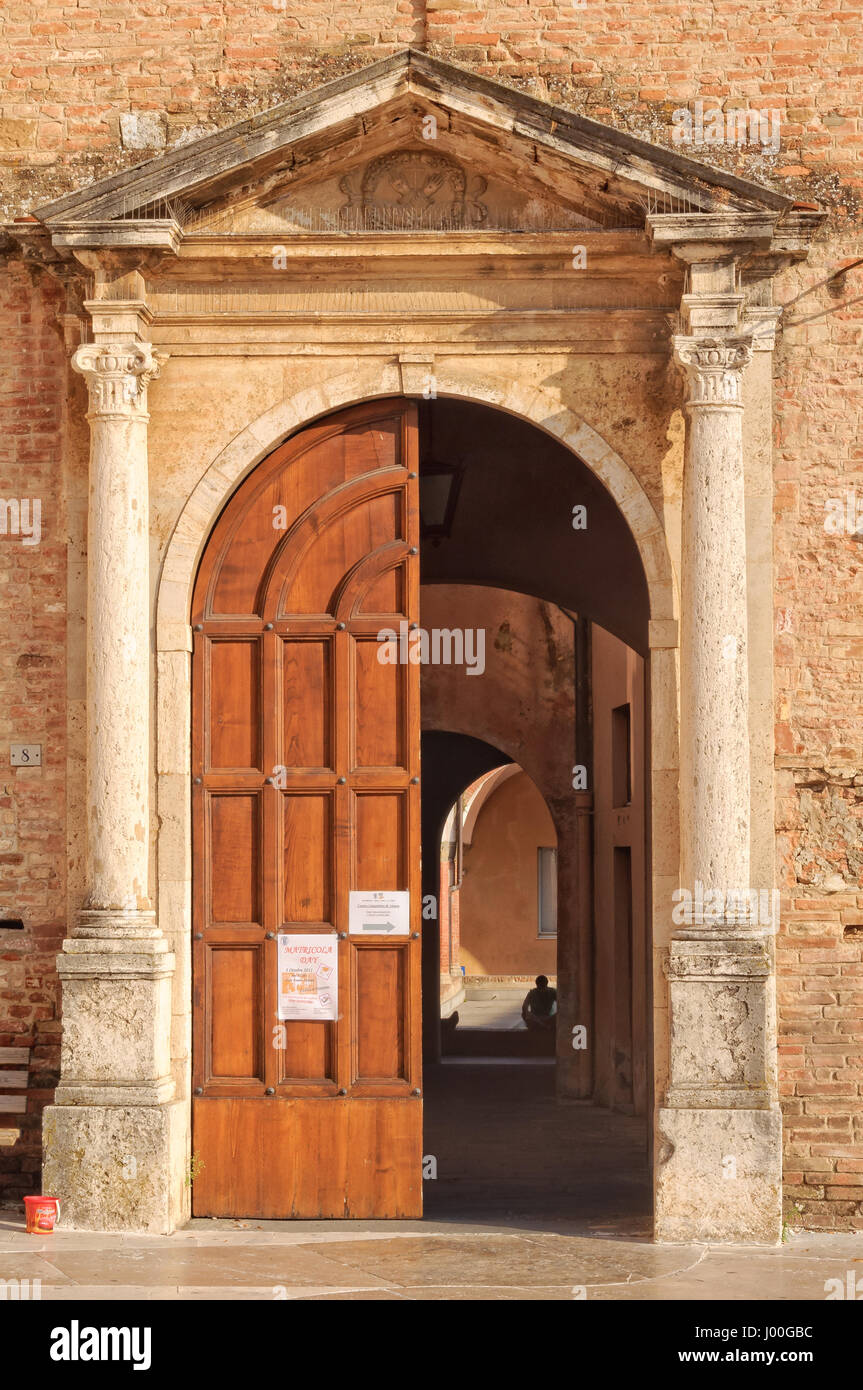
193,142 -> 612,235
32,49 -> 795,236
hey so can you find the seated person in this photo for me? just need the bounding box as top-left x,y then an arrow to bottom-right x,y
522,975 -> 557,1032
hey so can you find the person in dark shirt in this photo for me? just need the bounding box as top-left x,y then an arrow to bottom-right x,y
522,975 -> 557,1032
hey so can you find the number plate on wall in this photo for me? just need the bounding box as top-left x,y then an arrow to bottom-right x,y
10,745 -> 41,767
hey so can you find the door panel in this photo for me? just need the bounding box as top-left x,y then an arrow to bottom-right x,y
192,399 -> 422,1218
353,943 -> 408,1082
354,640 -> 405,767
281,640 -> 332,768
192,1097 -> 420,1219
277,1018 -> 335,1085
354,792 -> 407,891
209,946 -> 262,1079
281,793 -> 333,923
208,794 -> 260,924
208,639 -> 261,770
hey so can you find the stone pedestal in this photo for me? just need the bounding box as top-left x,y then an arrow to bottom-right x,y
43,914 -> 183,1234
655,1105 -> 782,1243
52,912 -> 174,1107
42,308 -> 185,1232
43,1102 -> 186,1234
656,930 -> 780,1241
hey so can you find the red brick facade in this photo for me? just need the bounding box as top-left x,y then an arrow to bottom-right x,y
0,259 -> 66,1202
1,2 -> 861,1228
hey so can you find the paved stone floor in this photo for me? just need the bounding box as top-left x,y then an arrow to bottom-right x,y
3,1063 -> 860,1300
456,988 -> 526,1030
2,1216 -> 861,1301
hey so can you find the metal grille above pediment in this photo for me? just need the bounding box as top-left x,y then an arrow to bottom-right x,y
108,146 -> 652,234
181,205 -> 636,234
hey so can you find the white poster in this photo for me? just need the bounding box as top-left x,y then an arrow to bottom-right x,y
277,934 -> 338,1020
348,890 -> 410,936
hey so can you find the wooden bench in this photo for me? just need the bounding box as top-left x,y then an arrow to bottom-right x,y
0,1046 -> 29,1119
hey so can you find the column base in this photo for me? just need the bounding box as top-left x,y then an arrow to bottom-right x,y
654,1105 -> 782,1244
56,909 -> 175,1096
42,1100 -> 188,1234
53,1079 -> 175,1105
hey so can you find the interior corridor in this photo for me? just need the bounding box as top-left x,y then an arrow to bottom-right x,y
422,1061 -> 650,1234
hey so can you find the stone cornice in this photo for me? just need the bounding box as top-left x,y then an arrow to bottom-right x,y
648,207 -> 823,280
648,210 -> 779,254
51,219 -> 182,254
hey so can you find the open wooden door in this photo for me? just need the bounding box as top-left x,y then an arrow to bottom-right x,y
191,399 -> 422,1217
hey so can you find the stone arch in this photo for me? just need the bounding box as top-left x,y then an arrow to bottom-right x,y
462,765 -> 522,846
156,362 -> 677,652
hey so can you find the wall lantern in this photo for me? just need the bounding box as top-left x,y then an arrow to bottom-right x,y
419,460 -> 463,544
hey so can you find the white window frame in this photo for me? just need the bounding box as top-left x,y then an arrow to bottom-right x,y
537,846 -> 558,938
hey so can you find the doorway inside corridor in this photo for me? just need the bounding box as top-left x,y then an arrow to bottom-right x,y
438,762 -> 559,1058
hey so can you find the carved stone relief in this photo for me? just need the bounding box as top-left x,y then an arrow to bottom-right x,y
339,150 -> 488,229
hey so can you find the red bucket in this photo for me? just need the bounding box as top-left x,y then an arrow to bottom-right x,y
24,1196 -> 60,1233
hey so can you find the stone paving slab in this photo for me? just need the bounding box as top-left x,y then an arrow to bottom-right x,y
33,1243 -> 393,1291
1,1214 -> 860,1300
294,1233 -> 703,1287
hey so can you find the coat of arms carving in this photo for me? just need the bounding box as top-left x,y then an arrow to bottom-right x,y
339,150 -> 488,229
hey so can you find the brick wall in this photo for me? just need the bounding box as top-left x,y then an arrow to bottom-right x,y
0,2 -> 860,215
773,270 -> 863,1227
0,259 -> 66,1203
0,1 -> 861,1227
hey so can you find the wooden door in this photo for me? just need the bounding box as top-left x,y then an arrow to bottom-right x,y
191,399 -> 422,1218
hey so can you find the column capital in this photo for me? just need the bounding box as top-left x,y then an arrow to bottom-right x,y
672,333 -> 753,408
72,341 -> 167,420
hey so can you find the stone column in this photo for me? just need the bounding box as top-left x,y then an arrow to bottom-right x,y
42,318 -> 185,1233
655,331 -> 782,1244
75,343 -> 161,912
675,335 -> 753,893
554,792 -> 593,1099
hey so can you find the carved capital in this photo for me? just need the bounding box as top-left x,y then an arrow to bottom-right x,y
72,342 -> 167,419
672,334 -> 753,407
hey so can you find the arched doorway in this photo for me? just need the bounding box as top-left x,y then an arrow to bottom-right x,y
183,393 -> 658,1224
438,761 -> 558,1050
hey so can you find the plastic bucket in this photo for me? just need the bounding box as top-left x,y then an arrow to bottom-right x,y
23,1196 -> 60,1233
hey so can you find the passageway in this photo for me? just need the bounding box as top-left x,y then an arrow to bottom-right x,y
418,397 -> 651,1231
422,1062 -> 650,1233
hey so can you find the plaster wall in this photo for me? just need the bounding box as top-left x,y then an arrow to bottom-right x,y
457,770 -> 558,979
